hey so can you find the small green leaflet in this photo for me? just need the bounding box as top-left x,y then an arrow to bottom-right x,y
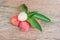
18,4 -> 28,12
27,11 -> 36,18
28,11 -> 51,22
27,17 -> 42,32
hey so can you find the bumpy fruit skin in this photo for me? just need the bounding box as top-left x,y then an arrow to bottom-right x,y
19,21 -> 30,32
10,15 -> 19,26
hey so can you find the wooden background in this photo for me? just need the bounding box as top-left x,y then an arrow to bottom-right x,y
0,0 -> 60,40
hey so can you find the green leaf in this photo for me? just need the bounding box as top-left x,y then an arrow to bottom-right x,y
28,11 -> 36,18
27,17 -> 42,32
18,4 -> 28,12
28,11 -> 51,22
34,13 -> 51,22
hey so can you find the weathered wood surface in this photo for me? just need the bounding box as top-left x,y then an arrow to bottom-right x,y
0,0 -> 60,40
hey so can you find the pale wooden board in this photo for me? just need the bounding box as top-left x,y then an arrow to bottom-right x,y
0,0 -> 60,40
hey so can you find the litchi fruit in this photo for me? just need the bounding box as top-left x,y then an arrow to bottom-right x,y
10,15 -> 19,26
18,12 -> 27,21
19,21 -> 30,32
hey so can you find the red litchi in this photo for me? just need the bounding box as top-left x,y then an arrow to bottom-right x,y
10,15 -> 19,26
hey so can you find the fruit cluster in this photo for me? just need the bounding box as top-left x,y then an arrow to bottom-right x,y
10,4 -> 51,32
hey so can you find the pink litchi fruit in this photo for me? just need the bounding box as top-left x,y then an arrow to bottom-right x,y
19,21 -> 30,32
35,19 -> 40,24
